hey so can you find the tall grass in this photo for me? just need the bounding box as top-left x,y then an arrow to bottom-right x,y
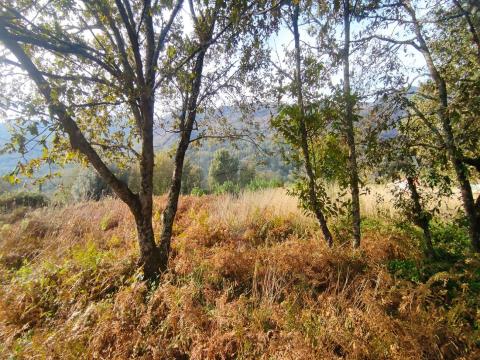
0,189 -> 478,359
212,184 -> 468,223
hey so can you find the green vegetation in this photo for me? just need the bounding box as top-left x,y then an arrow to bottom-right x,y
0,0 -> 479,357
0,191 -> 479,358
209,148 -> 240,186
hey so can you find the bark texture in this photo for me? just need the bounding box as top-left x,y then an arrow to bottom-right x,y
158,49 -> 208,269
292,4 -> 333,246
343,0 -> 361,248
406,176 -> 435,258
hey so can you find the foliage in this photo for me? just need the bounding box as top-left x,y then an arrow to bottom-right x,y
208,148 -> 240,186
387,259 -> 421,283
273,102 -> 356,222
430,219 -> 471,258
211,180 -> 240,195
190,186 -> 206,196
0,191 -> 48,212
245,177 -> 283,192
71,167 -> 129,202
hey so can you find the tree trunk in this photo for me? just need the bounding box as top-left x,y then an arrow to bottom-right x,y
406,2 -> 480,252
135,214 -> 162,278
406,176 -> 435,258
158,49 -> 207,268
453,0 -> 480,63
292,4 -> 333,246
0,27 -> 167,275
343,0 -> 361,248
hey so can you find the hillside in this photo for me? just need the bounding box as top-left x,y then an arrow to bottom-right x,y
0,107 -> 288,191
1,189 -> 479,359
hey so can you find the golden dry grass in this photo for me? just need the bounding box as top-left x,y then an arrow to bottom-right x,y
358,183 -> 469,219
0,189 -> 479,359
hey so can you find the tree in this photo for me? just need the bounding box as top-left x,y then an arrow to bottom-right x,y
368,0 -> 480,251
153,0 -> 276,268
341,0 -> 362,248
0,0 -> 272,277
0,0 -> 187,278
208,148 -> 239,186
238,160 -> 256,187
271,3 -> 334,246
364,93 -> 440,257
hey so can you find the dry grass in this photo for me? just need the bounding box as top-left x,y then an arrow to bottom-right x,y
212,184 -> 470,223
0,189 -> 479,359
358,184 -> 469,219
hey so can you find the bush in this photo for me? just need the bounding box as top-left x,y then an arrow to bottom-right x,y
190,186 -> 206,196
430,220 -> 470,258
0,192 -> 48,212
245,177 -> 283,192
212,180 -> 240,195
387,259 -> 421,283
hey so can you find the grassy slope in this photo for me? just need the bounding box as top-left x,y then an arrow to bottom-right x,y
0,189 -> 479,359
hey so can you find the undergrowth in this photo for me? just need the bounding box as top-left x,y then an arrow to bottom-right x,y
0,190 -> 478,359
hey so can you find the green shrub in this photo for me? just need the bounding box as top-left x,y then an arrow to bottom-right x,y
190,186 -> 206,196
430,220 -> 470,259
212,180 -> 240,195
387,259 -> 421,283
245,177 -> 283,192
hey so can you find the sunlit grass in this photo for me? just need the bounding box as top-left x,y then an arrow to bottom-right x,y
0,188 -> 478,359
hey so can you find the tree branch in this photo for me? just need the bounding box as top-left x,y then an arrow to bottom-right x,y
0,25 -> 141,213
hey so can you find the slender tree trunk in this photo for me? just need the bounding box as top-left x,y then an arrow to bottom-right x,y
406,2 -> 480,252
406,176 -> 435,258
158,49 -> 207,269
292,4 -> 333,246
343,0 -> 361,248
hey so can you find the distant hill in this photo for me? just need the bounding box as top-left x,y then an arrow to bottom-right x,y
0,107 -> 288,195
